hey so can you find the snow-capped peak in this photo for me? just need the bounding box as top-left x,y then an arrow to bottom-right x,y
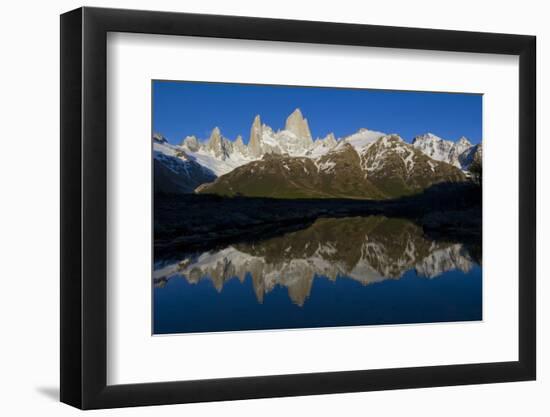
412,132 -> 444,144
306,133 -> 338,158
457,136 -> 472,147
412,132 -> 477,170
341,128 -> 386,151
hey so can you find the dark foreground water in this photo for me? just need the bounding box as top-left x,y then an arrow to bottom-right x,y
153,216 -> 482,334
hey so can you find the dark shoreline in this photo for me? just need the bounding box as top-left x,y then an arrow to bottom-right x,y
154,182 -> 481,261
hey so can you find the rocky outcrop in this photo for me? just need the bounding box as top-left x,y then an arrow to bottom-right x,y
233,135 -> 247,156
248,115 -> 263,158
285,108 -> 313,143
205,127 -> 232,159
181,135 -> 200,152
412,133 -> 478,170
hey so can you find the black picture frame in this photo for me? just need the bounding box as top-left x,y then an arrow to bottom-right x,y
60,6 -> 536,410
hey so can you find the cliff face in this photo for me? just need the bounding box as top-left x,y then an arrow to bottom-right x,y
285,108 -> 313,143
248,115 -> 263,158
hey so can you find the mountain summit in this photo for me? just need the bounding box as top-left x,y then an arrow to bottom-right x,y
205,127 -> 229,159
248,115 -> 263,158
412,133 -> 477,169
285,108 -> 313,143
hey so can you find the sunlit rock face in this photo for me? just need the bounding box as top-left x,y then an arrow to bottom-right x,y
285,108 -> 313,144
204,127 -> 234,160
154,216 -> 478,307
233,135 -> 248,156
248,115 -> 264,158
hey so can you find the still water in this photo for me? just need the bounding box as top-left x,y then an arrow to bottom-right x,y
153,216 -> 482,334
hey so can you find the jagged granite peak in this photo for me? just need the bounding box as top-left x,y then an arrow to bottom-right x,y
181,135 -> 200,152
205,127 -> 233,159
285,108 -> 313,142
248,115 -> 263,158
208,126 -> 222,144
320,132 -> 337,145
233,135 -> 248,155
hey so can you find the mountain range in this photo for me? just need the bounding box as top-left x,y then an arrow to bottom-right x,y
154,108 -> 482,199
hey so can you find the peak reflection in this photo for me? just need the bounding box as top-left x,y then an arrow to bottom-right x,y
154,216 -> 479,307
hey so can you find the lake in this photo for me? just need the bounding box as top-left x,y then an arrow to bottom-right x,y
153,216 -> 482,334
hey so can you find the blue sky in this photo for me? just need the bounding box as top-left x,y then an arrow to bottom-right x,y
153,80 -> 482,145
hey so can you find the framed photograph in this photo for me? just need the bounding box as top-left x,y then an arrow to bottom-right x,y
60,6 -> 536,409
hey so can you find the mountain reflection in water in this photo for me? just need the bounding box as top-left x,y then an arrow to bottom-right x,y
154,216 -> 480,311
